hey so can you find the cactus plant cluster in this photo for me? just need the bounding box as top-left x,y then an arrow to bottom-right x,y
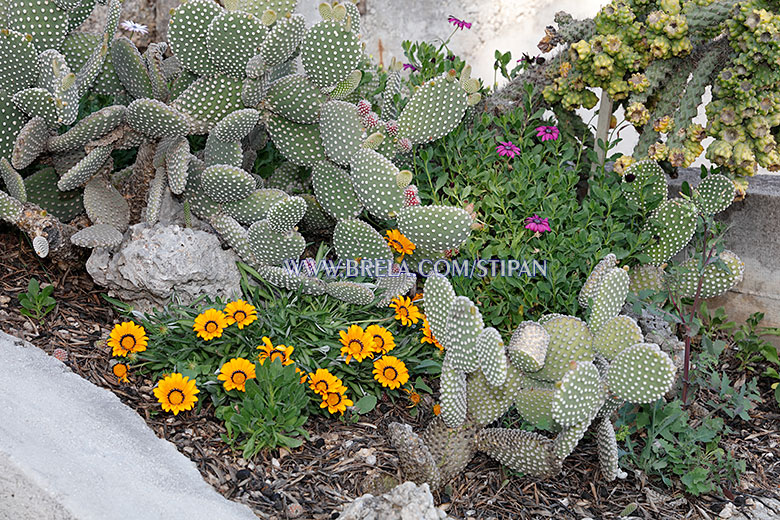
540,0 -> 780,188
388,256 -> 677,486
1,0 -> 479,306
621,160 -> 745,299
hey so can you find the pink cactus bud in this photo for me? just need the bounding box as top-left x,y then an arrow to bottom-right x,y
357,99 -> 372,117
52,348 -> 69,362
396,137 -> 412,153
364,111 -> 380,129
403,184 -> 421,207
385,120 -> 399,136
444,248 -> 460,259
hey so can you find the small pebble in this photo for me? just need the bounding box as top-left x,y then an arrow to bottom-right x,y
287,503 -> 304,518
271,458 -> 280,469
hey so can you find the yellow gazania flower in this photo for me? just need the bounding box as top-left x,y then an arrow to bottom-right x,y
433,403 -> 441,416
421,319 -> 444,351
218,358 -> 256,392
320,388 -> 354,415
373,356 -> 409,390
365,324 -> 395,354
256,336 -> 294,366
223,300 -> 258,329
194,309 -> 228,341
153,373 -> 199,415
295,367 -> 309,384
107,321 -> 148,357
339,324 -> 378,364
112,362 -> 129,383
308,368 -> 340,396
385,229 -> 416,257
404,388 -> 421,407
389,296 -> 422,327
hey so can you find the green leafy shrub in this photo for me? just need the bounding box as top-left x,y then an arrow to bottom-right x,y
18,277 -> 56,323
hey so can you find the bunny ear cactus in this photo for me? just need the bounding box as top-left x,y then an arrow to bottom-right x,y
389,257 -> 677,487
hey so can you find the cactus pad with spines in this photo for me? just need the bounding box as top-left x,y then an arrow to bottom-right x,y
300,193 -> 334,230
32,235 -> 49,258
61,33 -> 123,96
439,360 -> 468,428
213,109 -> 261,142
325,281 -> 375,306
644,199 -> 698,266
694,173 -> 735,216
25,167 -> 83,221
329,69 -> 362,100
168,0 -> 222,76
507,321 -> 549,373
247,219 -> 305,265
475,327 -> 508,387
514,382 -> 556,426
348,148 -> 405,219
260,13 -> 306,67
266,75 -> 326,125
110,37 -> 154,100
675,250 -> 744,299
255,263 -> 328,295
443,296 -> 484,374
0,188 -> 23,223
267,114 -> 327,166
320,100 -> 364,165
552,418 -> 591,460
397,74 -> 468,145
201,164 -> 256,203
579,254 -> 617,308
551,361 -> 603,427
0,159 -> 26,202
311,160 -> 363,220
595,418 -> 620,481
531,316 -> 593,383
266,195 -> 306,234
300,20 -> 361,89
421,273 -> 456,343
607,342 -> 676,403
0,29 -> 38,95
12,117 -> 49,170
127,98 -> 190,138
629,264 -> 665,295
205,133 -> 243,168
57,144 -> 112,191
71,224 -> 124,249
8,0 -> 69,53
207,11 -> 266,79
467,369 -> 515,425
620,160 -> 667,213
165,137 -> 191,195
224,188 -> 287,225
397,205 -> 472,252
12,88 -> 60,126
591,315 -> 643,361
587,267 -> 630,332
476,429 -> 561,478
210,213 -> 255,263
374,272 -> 416,307
173,75 -> 244,131
332,218 -> 394,261
145,167 -> 166,225
0,91 -> 27,160
47,105 -> 126,153
83,176 -> 129,232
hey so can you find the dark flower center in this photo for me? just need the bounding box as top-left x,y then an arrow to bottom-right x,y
231,371 -> 247,385
398,307 -> 409,318
168,389 -> 185,405
269,351 -> 285,361
544,128 -> 553,134
383,366 -> 399,380
327,393 -> 343,406
315,381 -> 328,392
120,334 -> 136,349
205,321 -> 218,333
532,217 -> 543,224
348,339 -> 365,352
234,310 -> 247,321
374,335 -> 385,350
625,173 -> 636,183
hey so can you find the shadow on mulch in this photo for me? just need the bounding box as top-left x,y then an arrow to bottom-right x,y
2,226 -> 779,520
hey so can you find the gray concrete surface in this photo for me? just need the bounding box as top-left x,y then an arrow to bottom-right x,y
0,332 -> 257,520
670,171 -> 780,346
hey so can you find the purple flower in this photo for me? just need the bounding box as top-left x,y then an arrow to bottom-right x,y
496,140 -> 521,159
525,215 -> 552,234
402,63 -> 418,72
535,126 -> 560,142
448,16 -> 472,30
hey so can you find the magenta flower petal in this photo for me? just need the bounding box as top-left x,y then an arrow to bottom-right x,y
496,140 -> 521,159
402,63 -> 418,72
535,126 -> 559,142
448,16 -> 472,30
525,215 -> 551,233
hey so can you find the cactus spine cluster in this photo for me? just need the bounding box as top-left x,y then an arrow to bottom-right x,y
388,256 -> 677,486
1,0 -> 479,306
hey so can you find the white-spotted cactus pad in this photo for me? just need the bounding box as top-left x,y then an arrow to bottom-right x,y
440,360 -> 468,428
266,162 -> 305,193
629,264 -> 665,295
12,88 -> 60,126
267,114 -> 327,166
24,167 -> 83,221
349,148 -> 404,219
224,188 -> 287,225
588,267 -> 630,332
207,11 -> 266,79
210,213 -> 256,263
382,72 -> 401,120
514,380 -> 556,426
248,219 -> 305,265
0,91 -> 28,160
12,117 -> 49,170
48,105 -> 126,153
397,205 -> 472,252
173,75 -> 244,131
267,195 -> 306,234
422,273 -> 456,345
146,168 -> 167,225
552,418 -> 590,460
254,263 -> 327,295
110,37 -> 154,100
397,73 -> 468,145
83,176 -> 129,232
552,361 -> 604,427
0,159 -> 27,202
675,250 -> 744,299
61,33 -> 123,97
578,253 -> 617,308
0,189 -> 24,223
332,218 -> 393,261
127,98 -> 190,138
168,0 -> 222,76
644,199 -> 698,266
301,193 -> 335,230
267,75 -> 325,125
57,145 -> 112,191
592,315 -> 643,361
374,272 -> 417,307
329,69 -> 362,100
620,160 -> 667,213
595,418 -> 620,481
213,109 -> 261,142
607,342 -> 675,403
301,19 -> 361,89
508,321 -> 549,372
476,429 -> 561,478
71,223 -> 123,249
260,13 -> 306,67
476,327 -> 508,387
466,369 -> 515,425
37,49 -> 77,124
532,316 -> 594,383
205,134 -> 243,168
311,160 -> 363,220
694,173 -> 736,216
443,296 -> 484,374
165,137 -> 192,195
325,281 -> 375,305
0,29 -> 38,95
8,0 -> 69,53
320,100 -> 364,166
201,164 -> 256,203
32,235 -> 49,258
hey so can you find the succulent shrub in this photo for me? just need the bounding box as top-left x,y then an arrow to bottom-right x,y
388,256 -> 677,488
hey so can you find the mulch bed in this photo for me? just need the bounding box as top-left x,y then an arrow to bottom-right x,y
2,225 -> 779,520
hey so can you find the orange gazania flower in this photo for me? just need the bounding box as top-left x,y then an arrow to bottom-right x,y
433,403 -> 442,416
217,358 -> 256,392
365,324 -> 395,354
389,296 -> 422,326
421,318 -> 443,351
256,336 -> 294,366
373,356 -> 409,390
223,300 -> 258,329
194,309 -> 228,341
107,321 -> 148,357
112,362 -> 129,383
385,229 -> 416,257
339,324 -> 378,364
153,373 -> 199,415
320,388 -> 353,415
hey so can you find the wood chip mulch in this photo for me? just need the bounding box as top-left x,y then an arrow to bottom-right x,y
2,226 -> 779,520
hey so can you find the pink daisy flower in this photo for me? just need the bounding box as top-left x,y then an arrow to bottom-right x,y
535,126 -> 559,142
448,16 -> 472,30
525,215 -> 552,234
496,141 -> 521,159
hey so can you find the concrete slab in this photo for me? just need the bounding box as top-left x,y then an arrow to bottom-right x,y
0,331 -> 257,520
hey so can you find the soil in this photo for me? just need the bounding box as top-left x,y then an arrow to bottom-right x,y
2,226 -> 779,520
